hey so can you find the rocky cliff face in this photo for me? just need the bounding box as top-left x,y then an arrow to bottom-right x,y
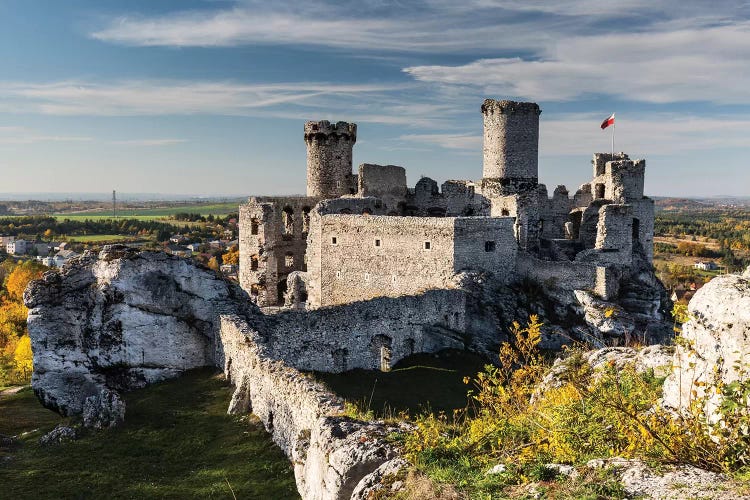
24,246 -> 248,423
663,267 -> 750,421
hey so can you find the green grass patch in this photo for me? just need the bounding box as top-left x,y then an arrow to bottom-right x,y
0,387 -> 63,437
67,234 -> 142,243
313,349 -> 488,418
0,369 -> 299,499
51,202 -> 241,221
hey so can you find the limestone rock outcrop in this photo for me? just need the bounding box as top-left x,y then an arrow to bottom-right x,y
662,270 -> 750,422
24,246 -> 249,424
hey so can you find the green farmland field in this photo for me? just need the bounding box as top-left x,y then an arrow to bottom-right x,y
67,234 -> 142,243
50,201 -> 242,222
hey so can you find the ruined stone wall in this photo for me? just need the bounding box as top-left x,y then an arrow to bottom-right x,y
305,121 -> 357,198
218,315 -> 405,500
239,196 -> 320,306
265,290 -> 468,372
594,204 -> 634,266
306,214 -> 516,308
404,178 -> 487,217
539,185 -> 573,239
357,164 -> 407,213
516,252 -> 598,292
632,198 -> 655,262
481,99 -> 541,196
306,215 -> 457,307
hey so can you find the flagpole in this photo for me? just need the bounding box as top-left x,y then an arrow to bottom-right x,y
611,113 -> 615,158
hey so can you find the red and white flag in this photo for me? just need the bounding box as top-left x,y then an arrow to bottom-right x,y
601,113 -> 615,129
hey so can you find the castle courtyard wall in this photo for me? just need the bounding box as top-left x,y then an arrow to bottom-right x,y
305,214 -> 517,308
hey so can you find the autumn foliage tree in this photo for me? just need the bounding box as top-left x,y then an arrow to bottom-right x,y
0,259 -> 46,384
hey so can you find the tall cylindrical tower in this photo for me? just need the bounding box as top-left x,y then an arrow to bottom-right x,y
305,120 -> 357,198
481,99 -> 541,194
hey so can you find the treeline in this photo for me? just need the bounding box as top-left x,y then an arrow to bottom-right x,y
174,212 -> 237,223
0,216 -> 181,242
655,211 -> 750,252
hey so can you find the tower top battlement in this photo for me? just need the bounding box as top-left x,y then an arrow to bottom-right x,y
481,99 -> 541,116
304,121 -> 357,142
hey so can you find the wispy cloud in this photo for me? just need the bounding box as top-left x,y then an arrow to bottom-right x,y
400,114 -> 750,156
110,139 -> 187,146
404,21 -> 750,104
0,79 -> 409,117
0,126 -> 92,144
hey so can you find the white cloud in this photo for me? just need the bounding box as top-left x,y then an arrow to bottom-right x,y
110,139 -> 187,146
0,126 -> 92,144
398,113 -> 750,156
0,80 -> 409,117
404,21 -> 750,104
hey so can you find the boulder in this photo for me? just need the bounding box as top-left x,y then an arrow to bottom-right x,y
24,246 -> 251,419
82,388 -> 125,429
662,271 -> 750,422
39,424 -> 78,446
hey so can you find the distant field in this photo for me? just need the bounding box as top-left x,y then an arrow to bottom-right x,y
44,202 -> 242,222
67,234 -> 140,243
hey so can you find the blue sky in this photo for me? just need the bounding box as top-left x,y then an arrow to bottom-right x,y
2,0 -> 749,197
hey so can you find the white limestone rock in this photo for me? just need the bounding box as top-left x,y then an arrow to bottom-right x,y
82,388 -> 125,429
662,271 -> 750,423
39,424 -> 78,446
24,246 -> 249,421
536,345 -> 673,398
586,457 -> 741,500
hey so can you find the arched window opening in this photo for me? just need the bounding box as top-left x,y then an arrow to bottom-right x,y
302,207 -> 311,233
501,209 -> 510,216
595,183 -> 605,199
282,207 -> 294,235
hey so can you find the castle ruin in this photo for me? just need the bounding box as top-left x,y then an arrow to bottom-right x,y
239,99 -> 655,312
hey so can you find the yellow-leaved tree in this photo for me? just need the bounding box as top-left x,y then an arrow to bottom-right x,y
13,335 -> 33,380
5,260 -> 46,301
222,245 -> 240,266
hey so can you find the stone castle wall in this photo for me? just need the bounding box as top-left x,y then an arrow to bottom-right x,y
218,314 -> 405,500
266,290 -> 468,372
305,214 -> 516,308
239,196 -> 320,306
481,99 -> 541,195
305,121 -> 357,198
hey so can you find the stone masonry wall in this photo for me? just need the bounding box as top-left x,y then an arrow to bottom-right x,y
265,290 -> 468,372
306,214 -> 516,308
305,121 -> 357,199
481,99 -> 541,194
218,315 -> 405,500
239,196 -> 320,306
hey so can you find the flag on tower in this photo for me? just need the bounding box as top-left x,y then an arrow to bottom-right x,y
601,113 -> 615,130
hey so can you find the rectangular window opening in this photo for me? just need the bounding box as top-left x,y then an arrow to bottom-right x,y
485,241 -> 496,252
331,236 -> 338,245
374,239 -> 381,247
423,241 -> 431,250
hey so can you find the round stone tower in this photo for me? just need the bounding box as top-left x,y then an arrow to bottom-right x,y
304,120 -> 357,198
481,99 -> 541,194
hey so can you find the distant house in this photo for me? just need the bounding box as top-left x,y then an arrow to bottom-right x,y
7,239 -> 27,255
671,288 -> 695,303
53,249 -> 79,268
186,243 -> 201,252
693,261 -> 718,271
169,235 -> 188,244
34,242 -> 53,256
220,264 -> 238,277
41,256 -> 55,267
208,240 -> 224,249
0,235 -> 15,248
166,244 -> 192,258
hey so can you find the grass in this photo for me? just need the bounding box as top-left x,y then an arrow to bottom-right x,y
67,234 -> 143,243
0,369 -> 299,499
313,349 -> 489,418
51,202 -> 241,221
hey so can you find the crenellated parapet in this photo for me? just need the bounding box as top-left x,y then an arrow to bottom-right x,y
303,120 -> 357,143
